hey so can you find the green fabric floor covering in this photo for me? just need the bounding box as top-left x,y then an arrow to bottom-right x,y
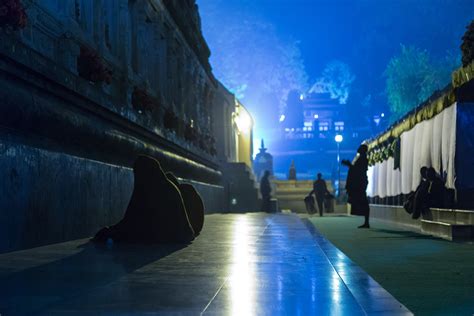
307,215 -> 474,316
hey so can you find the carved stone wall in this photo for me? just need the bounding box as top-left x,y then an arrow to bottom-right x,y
0,0 -> 222,252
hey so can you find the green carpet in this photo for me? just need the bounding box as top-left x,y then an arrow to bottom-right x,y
308,216 -> 474,316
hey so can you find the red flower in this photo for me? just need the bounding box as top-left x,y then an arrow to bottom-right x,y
77,45 -> 113,84
0,0 -> 28,30
132,87 -> 156,112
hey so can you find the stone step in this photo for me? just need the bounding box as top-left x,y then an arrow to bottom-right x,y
421,219 -> 474,241
429,208 -> 474,225
276,194 -> 309,201
278,191 -> 312,196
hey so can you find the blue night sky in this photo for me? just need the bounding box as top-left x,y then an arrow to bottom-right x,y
197,0 -> 473,169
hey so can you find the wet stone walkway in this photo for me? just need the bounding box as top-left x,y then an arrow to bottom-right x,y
0,213 -> 411,315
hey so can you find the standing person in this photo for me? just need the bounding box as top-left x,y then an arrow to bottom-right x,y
260,170 -> 272,212
342,144 -> 370,228
310,173 -> 330,217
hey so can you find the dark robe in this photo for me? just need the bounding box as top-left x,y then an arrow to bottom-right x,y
312,179 -> 328,216
427,177 -> 445,208
166,173 -> 205,236
345,154 -> 370,216
260,174 -> 272,212
412,179 -> 430,219
94,155 -> 195,243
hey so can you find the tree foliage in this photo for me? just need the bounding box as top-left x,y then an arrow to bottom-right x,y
461,19 -> 474,67
385,45 -> 459,122
200,6 -> 308,117
309,61 -> 355,104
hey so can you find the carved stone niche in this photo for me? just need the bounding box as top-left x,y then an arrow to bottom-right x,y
21,3 -> 63,61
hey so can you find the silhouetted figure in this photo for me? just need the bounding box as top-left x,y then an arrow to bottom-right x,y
342,144 -> 370,228
410,167 -> 430,219
93,155 -> 195,243
426,167 -> 445,209
166,172 -> 205,236
260,170 -> 272,212
288,160 -> 297,180
310,173 -> 330,217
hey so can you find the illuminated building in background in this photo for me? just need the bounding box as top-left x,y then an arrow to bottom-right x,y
274,91 -> 374,180
213,83 -> 259,212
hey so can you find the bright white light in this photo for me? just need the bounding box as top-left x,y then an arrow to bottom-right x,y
235,109 -> 252,134
335,134 -> 343,143
381,113 -> 385,118
229,217 -> 255,315
279,114 -> 286,122
300,94 -> 304,100
314,114 -> 319,119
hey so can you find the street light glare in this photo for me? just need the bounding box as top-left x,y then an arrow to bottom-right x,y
335,134 -> 343,143
235,109 -> 252,134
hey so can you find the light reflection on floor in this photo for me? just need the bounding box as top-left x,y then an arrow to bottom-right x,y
229,216 -> 256,315
0,213 -> 412,315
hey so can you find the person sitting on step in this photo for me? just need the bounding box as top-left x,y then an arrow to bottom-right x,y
93,155 -> 195,243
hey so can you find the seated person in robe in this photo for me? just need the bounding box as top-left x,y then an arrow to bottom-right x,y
166,172 -> 205,236
412,167 -> 430,219
426,167 -> 445,209
93,155 -> 195,243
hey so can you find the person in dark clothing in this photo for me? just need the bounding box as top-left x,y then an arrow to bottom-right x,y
166,172 -> 205,236
342,144 -> 370,228
411,167 -> 430,219
260,170 -> 272,212
288,161 -> 297,180
93,155 -> 195,243
310,173 -> 330,216
426,167 -> 445,208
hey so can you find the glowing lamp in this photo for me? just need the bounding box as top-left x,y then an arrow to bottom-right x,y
314,114 -> 319,119
279,114 -> 286,122
335,134 -> 343,143
235,109 -> 252,134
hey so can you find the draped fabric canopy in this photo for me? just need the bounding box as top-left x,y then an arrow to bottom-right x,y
367,103 -> 457,198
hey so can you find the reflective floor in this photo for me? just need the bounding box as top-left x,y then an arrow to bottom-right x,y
0,213 -> 412,315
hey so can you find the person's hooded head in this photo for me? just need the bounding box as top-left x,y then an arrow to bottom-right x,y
420,167 -> 429,180
317,173 -> 322,180
427,167 -> 437,181
133,155 -> 166,189
357,144 -> 368,155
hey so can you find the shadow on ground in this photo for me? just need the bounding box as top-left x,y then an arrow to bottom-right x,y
0,241 -> 186,315
370,228 -> 448,240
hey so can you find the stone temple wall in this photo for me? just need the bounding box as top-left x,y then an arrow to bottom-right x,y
0,0 -> 225,253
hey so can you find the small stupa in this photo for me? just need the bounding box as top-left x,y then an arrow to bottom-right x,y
253,139 -> 274,181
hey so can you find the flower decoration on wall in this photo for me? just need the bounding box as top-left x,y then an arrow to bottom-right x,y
132,86 -> 155,112
0,0 -> 27,30
164,108 -> 179,132
77,45 -> 113,84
